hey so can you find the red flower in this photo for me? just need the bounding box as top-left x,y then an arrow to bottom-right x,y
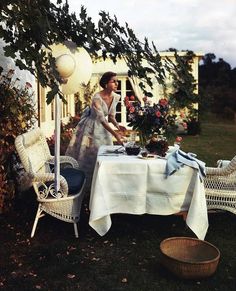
25,82 -> 32,88
74,115 -> 80,121
129,106 -> 135,113
155,111 -> 161,117
130,95 -> 135,101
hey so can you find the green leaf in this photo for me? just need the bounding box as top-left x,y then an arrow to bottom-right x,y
46,85 -> 59,105
3,46 -> 16,59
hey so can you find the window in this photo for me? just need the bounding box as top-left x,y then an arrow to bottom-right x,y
115,77 -> 135,128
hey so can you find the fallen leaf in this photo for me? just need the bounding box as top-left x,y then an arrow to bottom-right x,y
67,274 -> 76,279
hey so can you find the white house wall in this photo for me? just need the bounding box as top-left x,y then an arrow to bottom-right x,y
0,39 -> 202,137
40,52 -> 202,135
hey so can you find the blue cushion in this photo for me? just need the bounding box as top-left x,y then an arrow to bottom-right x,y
60,168 -> 85,194
38,168 -> 85,195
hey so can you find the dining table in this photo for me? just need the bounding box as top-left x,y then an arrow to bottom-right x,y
89,145 -> 209,240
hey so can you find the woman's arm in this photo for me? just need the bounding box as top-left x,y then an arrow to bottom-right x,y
101,119 -> 124,145
108,114 -> 126,132
93,99 -> 124,144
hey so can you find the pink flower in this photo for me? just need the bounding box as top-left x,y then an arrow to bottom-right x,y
159,98 -> 168,106
125,101 -> 131,108
182,122 -> 188,129
176,136 -> 183,142
130,95 -> 135,101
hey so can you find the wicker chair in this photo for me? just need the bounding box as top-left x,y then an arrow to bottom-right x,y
15,128 -> 86,238
203,156 -> 236,214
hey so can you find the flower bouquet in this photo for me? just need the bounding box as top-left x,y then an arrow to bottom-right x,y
124,96 -> 174,147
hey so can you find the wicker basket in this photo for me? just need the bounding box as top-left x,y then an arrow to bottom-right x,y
160,237 -> 220,279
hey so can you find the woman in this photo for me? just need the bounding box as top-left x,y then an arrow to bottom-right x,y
66,71 -> 126,192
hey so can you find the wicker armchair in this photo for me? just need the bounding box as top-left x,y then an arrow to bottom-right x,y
203,156 -> 236,214
15,128 -> 86,238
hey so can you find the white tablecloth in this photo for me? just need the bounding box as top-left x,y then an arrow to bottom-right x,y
89,145 -> 209,239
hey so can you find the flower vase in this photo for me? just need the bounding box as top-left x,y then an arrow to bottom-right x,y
138,131 -> 149,148
145,136 -> 169,157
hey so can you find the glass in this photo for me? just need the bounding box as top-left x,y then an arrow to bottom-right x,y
125,131 -> 137,147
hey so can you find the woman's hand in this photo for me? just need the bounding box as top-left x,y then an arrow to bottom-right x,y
115,132 -> 126,145
118,125 -> 126,132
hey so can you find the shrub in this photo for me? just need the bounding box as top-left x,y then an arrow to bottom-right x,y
0,67 -> 37,213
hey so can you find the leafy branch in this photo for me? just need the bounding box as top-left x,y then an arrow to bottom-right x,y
0,0 -> 168,103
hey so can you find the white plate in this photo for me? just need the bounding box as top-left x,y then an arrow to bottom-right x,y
105,147 -> 125,154
137,154 -> 157,160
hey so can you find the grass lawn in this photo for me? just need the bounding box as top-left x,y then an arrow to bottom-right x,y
0,115 -> 236,290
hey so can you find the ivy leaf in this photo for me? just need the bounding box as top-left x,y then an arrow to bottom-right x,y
46,85 -> 59,105
3,46 -> 16,59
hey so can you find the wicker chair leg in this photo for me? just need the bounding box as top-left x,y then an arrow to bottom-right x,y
31,205 -> 43,238
74,223 -> 79,238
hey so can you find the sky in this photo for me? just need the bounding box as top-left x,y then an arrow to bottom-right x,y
66,0 -> 236,69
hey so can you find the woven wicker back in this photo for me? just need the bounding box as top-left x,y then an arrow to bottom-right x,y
204,155 -> 236,214
15,128 -> 51,174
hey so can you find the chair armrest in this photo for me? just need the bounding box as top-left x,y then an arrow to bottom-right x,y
217,159 -> 230,168
206,165 -> 235,176
31,172 -> 69,198
206,167 -> 224,175
49,156 -> 79,169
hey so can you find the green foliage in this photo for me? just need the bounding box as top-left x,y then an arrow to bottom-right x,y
74,81 -> 98,115
168,50 -> 199,111
46,115 -> 80,155
165,50 -> 201,134
0,67 -> 36,213
199,55 -> 236,116
0,0 -> 167,102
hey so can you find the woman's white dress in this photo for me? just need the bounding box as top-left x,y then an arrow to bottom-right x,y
66,92 -> 120,192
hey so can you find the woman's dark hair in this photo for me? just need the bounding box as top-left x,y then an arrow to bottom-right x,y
99,71 -> 117,89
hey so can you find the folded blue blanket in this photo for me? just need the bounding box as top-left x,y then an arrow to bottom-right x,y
165,147 -> 206,181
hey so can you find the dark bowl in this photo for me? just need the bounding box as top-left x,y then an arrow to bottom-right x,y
125,146 -> 141,155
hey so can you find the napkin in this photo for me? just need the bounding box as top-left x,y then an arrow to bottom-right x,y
165,148 -> 206,181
